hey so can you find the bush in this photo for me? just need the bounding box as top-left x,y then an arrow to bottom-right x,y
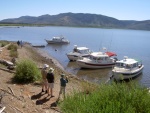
7,43 -> 18,58
59,82 -> 150,113
7,43 -> 17,51
10,49 -> 18,58
0,41 -> 9,47
13,59 -> 41,83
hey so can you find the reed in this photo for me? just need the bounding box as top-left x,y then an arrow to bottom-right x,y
59,82 -> 150,113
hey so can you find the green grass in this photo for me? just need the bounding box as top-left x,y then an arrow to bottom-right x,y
0,40 -> 9,47
59,82 -> 150,113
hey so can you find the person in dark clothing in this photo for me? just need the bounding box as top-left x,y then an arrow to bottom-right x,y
58,74 -> 68,99
46,67 -> 55,97
17,40 -> 20,46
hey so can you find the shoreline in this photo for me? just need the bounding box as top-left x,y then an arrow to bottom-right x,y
36,48 -> 65,70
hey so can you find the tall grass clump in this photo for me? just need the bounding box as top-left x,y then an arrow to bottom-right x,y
7,43 -> 18,57
13,59 -> 41,83
59,82 -> 150,113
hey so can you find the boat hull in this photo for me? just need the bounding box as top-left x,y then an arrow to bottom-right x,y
112,65 -> 144,81
32,45 -> 45,47
77,60 -> 115,69
46,40 -> 69,44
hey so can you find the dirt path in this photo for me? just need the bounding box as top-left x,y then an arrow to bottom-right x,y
0,43 -> 82,113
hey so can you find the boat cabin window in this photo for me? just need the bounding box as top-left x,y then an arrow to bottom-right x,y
115,63 -> 125,67
126,64 -> 132,69
93,57 -> 97,60
132,63 -> 138,68
104,57 -> 108,60
97,57 -> 103,60
79,49 -> 90,54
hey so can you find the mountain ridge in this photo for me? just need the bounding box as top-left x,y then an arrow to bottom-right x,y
0,13 -> 150,30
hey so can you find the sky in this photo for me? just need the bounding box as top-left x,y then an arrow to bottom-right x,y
0,0 -> 150,21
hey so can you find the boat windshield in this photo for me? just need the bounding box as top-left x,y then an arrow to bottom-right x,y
78,49 -> 91,54
115,63 -> 125,68
115,62 -> 139,69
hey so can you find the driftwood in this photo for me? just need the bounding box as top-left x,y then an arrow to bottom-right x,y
0,90 -> 6,113
0,88 -> 23,101
8,87 -> 15,96
0,106 -> 6,113
0,59 -> 14,66
0,67 -> 15,73
0,49 -> 2,54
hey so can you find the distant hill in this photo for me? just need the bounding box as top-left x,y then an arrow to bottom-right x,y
0,13 -> 150,30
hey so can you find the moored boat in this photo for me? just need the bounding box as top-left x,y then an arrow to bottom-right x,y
76,48 -> 117,69
112,56 -> 144,81
66,45 -> 92,61
32,45 -> 45,47
45,36 -> 69,44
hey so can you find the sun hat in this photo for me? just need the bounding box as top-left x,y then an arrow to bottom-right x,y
49,67 -> 54,73
61,73 -> 65,77
43,64 -> 49,69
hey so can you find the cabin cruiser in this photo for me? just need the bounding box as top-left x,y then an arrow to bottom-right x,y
112,56 -> 144,81
66,45 -> 92,61
45,36 -> 69,44
76,48 -> 117,69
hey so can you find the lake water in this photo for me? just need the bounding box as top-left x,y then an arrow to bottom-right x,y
1,26 -> 150,87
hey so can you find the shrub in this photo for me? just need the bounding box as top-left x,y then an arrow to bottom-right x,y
0,41 -> 9,47
7,43 -> 18,58
10,49 -> 18,58
7,43 -> 17,51
13,59 -> 41,83
59,82 -> 150,113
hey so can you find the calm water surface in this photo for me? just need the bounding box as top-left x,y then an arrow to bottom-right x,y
0,26 -> 150,87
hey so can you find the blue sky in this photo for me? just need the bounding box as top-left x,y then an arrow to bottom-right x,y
0,0 -> 150,21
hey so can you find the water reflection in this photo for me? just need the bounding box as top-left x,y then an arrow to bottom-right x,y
46,44 -> 69,51
65,61 -> 112,83
65,61 -> 80,74
76,68 -> 112,84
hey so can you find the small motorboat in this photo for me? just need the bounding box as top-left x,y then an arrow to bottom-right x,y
45,36 -> 69,44
76,48 -> 117,69
112,56 -> 144,81
66,45 -> 92,61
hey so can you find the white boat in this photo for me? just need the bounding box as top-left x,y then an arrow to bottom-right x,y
66,45 -> 92,61
112,56 -> 144,81
45,36 -> 69,44
76,49 -> 117,69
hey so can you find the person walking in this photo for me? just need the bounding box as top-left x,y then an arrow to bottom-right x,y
17,40 -> 20,46
46,67 -> 55,97
20,40 -> 23,48
41,64 -> 49,93
58,74 -> 68,99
